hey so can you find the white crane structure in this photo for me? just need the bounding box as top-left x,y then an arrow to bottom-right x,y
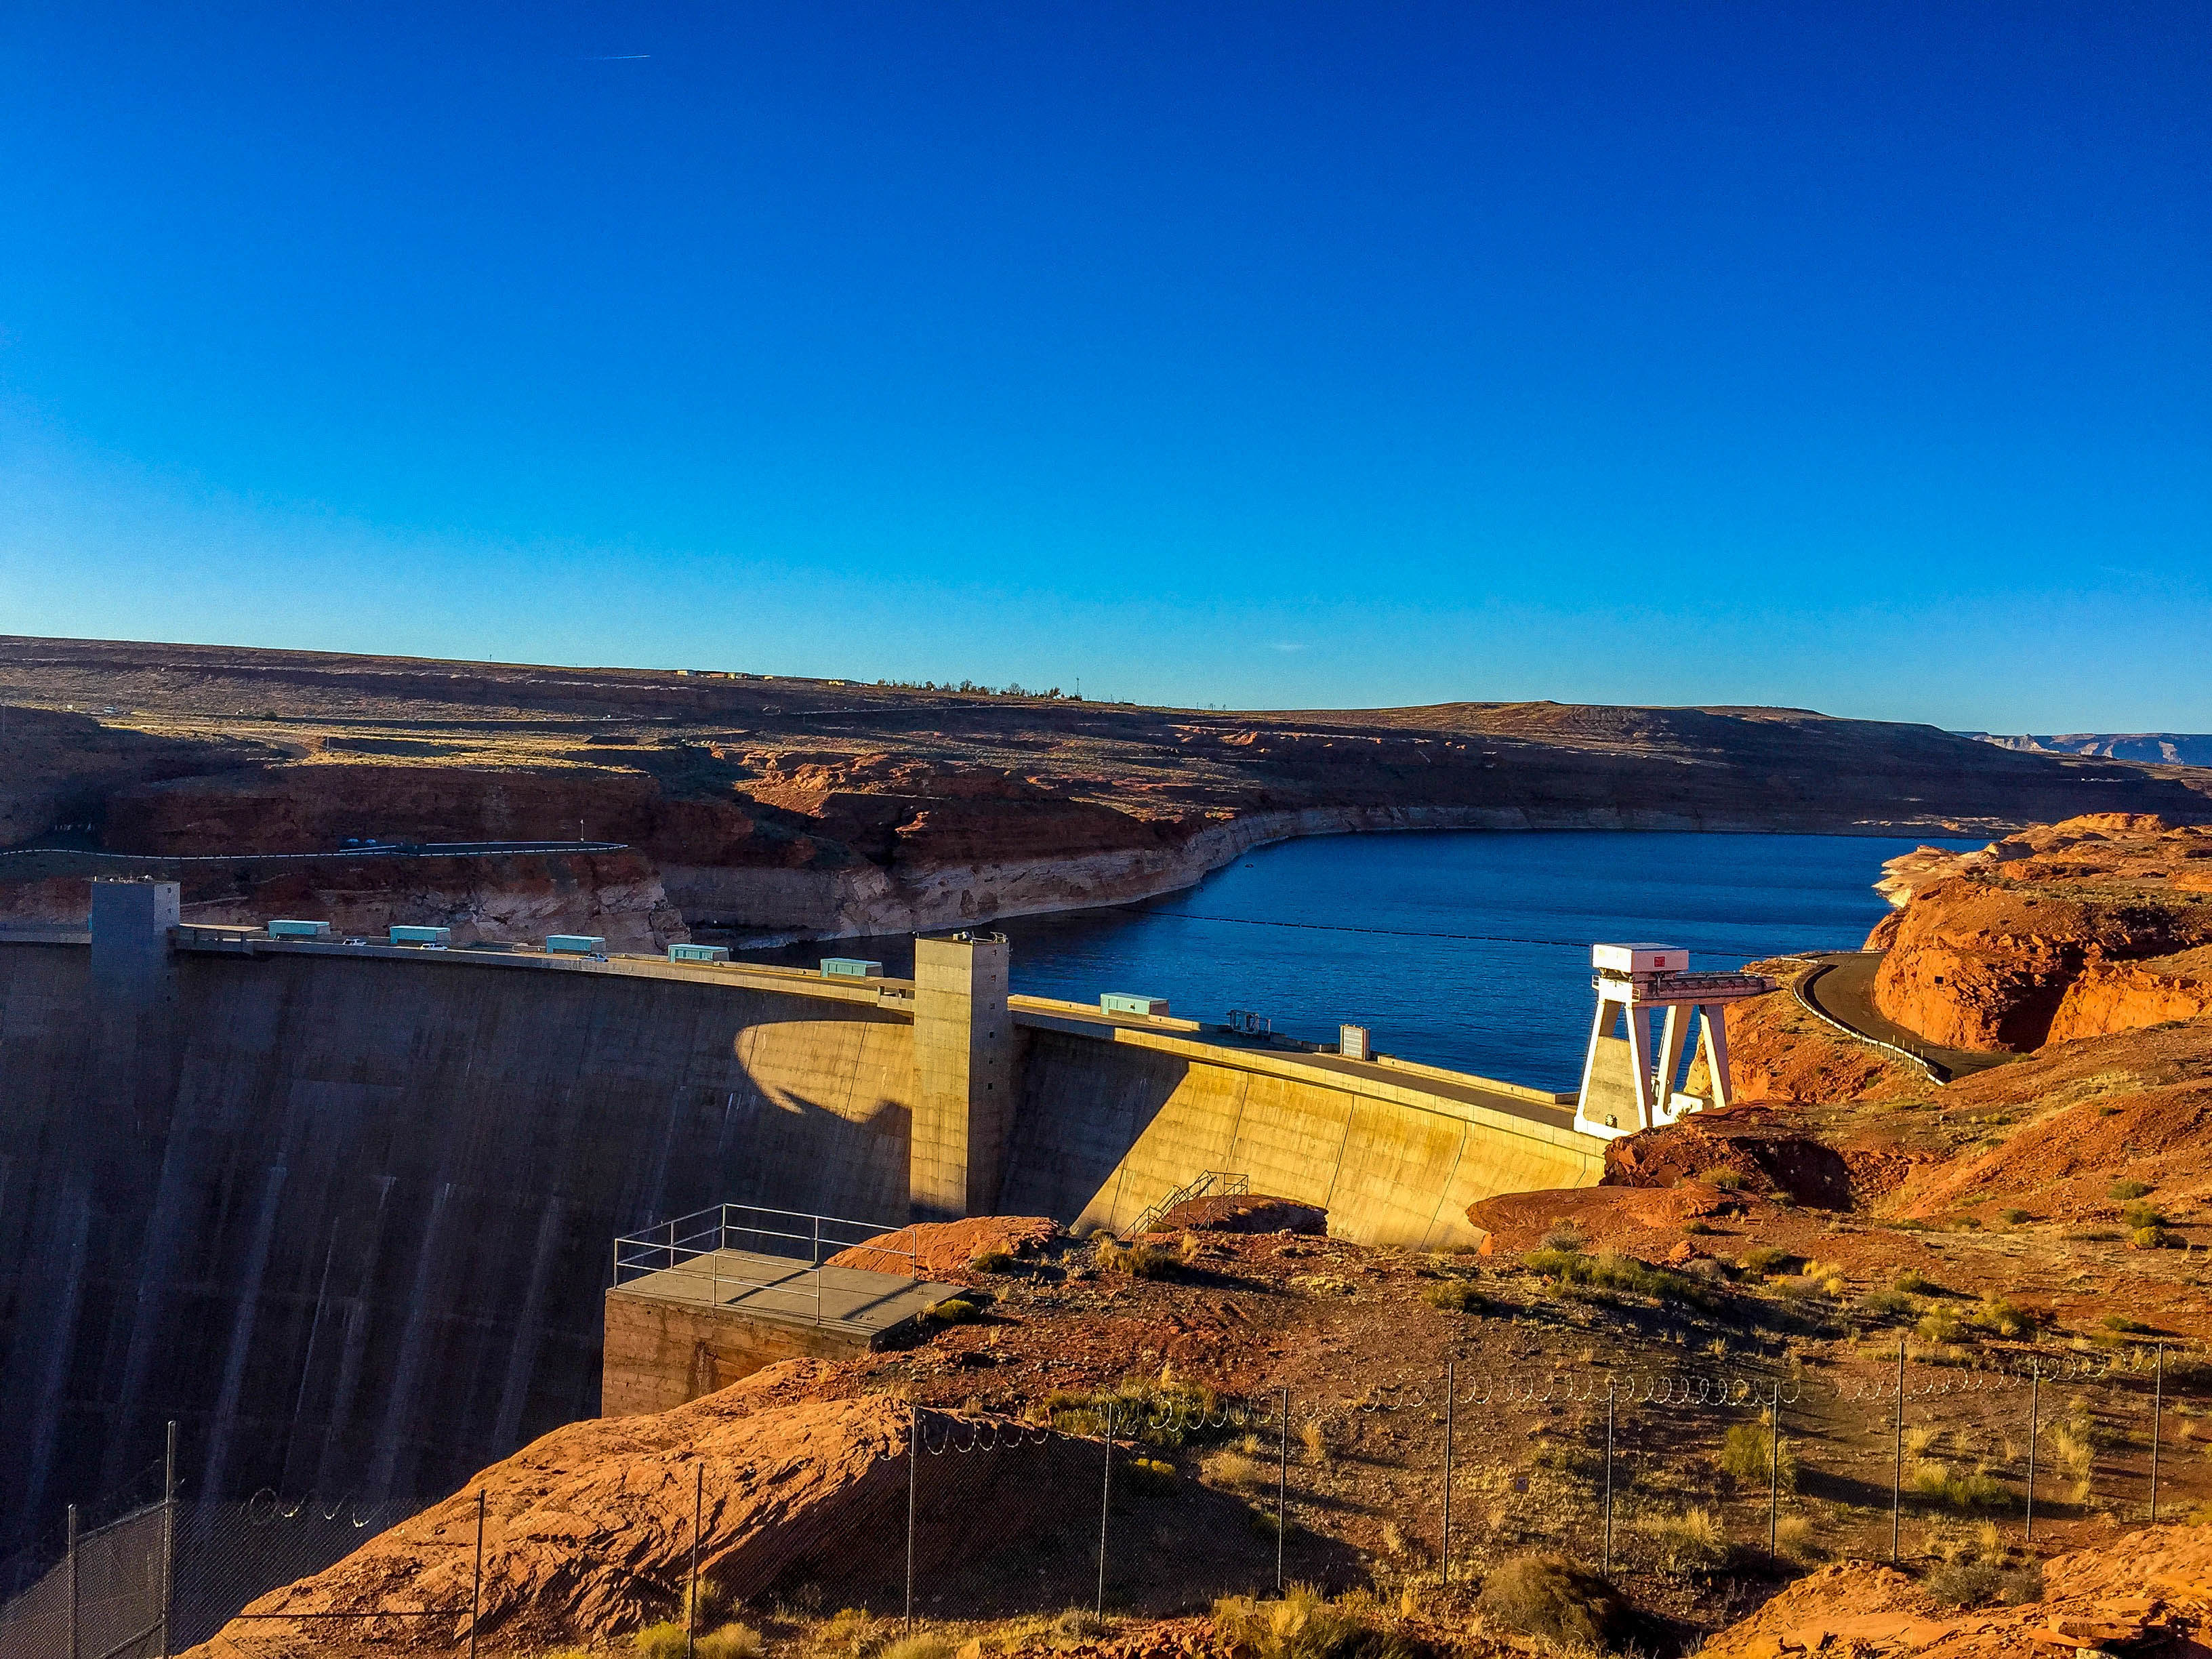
1574,944 -> 1776,1141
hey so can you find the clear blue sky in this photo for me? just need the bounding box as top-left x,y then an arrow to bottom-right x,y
3,3 -> 2206,729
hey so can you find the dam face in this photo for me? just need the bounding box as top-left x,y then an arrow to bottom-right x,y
0,903 -> 1604,1543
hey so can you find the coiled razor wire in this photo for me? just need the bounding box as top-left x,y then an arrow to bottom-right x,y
245,1490 -> 386,1529
904,1345 -> 2156,1453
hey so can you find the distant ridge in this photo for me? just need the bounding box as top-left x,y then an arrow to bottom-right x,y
1964,731 -> 2212,767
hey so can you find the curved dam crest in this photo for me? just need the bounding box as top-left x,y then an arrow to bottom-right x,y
0,902 -> 1602,1542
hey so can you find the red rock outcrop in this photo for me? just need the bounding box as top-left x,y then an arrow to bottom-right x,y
1702,1523 -> 2212,1659
827,1215 -> 1060,1277
1151,1194 -> 1327,1235
188,1364 -> 1094,1658
1870,815 -> 2212,1051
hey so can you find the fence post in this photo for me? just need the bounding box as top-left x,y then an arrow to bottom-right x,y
686,1461 -> 704,1658
470,1488 -> 485,1659
159,1420 -> 178,1659
1275,1388 -> 1288,1593
906,1404 -> 919,1635
1767,1387 -> 1781,1553
1602,1383 -> 1615,1578
66,1503 -> 78,1659
1096,1402 -> 1115,1620
1891,1339 -> 1906,1564
2151,1345 -> 2165,1525
2026,1366 -> 2041,1543
1441,1360 -> 1454,1586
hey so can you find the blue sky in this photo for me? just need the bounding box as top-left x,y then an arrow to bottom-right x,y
2,3 -> 2206,729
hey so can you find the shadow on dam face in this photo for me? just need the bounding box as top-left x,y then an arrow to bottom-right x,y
0,941 -> 925,1548
0,922 -> 1605,1548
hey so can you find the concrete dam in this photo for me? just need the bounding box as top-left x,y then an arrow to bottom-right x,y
0,881 -> 1607,1545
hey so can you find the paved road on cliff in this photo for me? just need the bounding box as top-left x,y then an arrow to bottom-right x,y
1797,950 -> 2017,1084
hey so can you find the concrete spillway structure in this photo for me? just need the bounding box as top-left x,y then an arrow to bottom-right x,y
0,885 -> 1605,1544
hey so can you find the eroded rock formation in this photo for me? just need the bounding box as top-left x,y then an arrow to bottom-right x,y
1870,815 -> 2212,1051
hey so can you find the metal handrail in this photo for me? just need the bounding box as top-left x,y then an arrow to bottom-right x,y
1126,1170 -> 1250,1237
609,1202 -> 924,1329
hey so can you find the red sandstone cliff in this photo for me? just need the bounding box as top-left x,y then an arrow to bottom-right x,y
1869,815 -> 2212,1051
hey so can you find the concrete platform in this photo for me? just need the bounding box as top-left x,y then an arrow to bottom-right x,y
613,1247 -> 961,1337
602,1249 -> 964,1416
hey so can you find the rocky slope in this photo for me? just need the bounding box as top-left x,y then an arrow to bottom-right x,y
4,636 -> 2208,943
1868,815 -> 2212,1051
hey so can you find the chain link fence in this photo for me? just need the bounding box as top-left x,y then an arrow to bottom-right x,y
1,1343 -> 2194,1656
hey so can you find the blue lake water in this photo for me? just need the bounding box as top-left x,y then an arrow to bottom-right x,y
741,830 -> 1977,1091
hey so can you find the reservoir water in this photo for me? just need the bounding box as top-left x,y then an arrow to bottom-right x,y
741,830 -> 1975,1090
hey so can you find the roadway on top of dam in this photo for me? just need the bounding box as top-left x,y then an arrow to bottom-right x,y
3,922 -> 1589,1137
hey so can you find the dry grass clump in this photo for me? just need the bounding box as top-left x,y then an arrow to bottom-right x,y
1475,1551 -> 1624,1645
1300,1418 -> 1331,1466
1093,1236 -> 1180,1279
1772,1514 -> 1819,1561
1638,1506 -> 1729,1574
1923,1524 -> 2043,1607
1210,1584 -> 1420,1659
1420,1277 -> 1485,1313
697,1624 -> 766,1659
880,1637 -> 956,1659
1718,1418 -> 1798,1491
634,1624 -> 691,1659
1204,1445 -> 1272,1493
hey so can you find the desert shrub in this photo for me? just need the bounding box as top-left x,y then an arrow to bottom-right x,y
1639,1506 -> 1730,1573
1540,1222 -> 1588,1252
881,1637 -> 955,1659
1683,1218 -> 1716,1235
1699,1168 -> 1747,1192
922,1298 -> 978,1325
1740,1246 -> 1794,1276
1300,1419 -> 1330,1466
1719,1418 -> 1799,1491
2123,1202 -> 2167,1231
1054,1610 -> 1111,1640
636,1623 -> 691,1659
1477,1551 -> 1625,1643
1895,1269 -> 1936,1295
1923,1558 -> 2044,1607
2103,1313 -> 2151,1334
680,1575 -> 735,1631
2133,1226 -> 2184,1250
1773,1515 -> 1818,1561
2110,1179 -> 2153,1201
1910,1460 -> 2008,1509
697,1622 -> 766,1659
1124,1454 -> 1178,1494
2047,1419 -> 2096,1498
1999,1208 -> 2031,1225
1044,1370 -> 1218,1444
1860,1286 -> 1914,1317
1977,1297 -> 2034,1338
1210,1585 -> 1369,1659
1096,1237 -> 1180,1279
1420,1277 -> 1486,1313
1203,1448 -> 1270,1492
1917,1308 -> 1965,1345
967,1247 -> 1014,1273
1179,1231 -> 1205,1265
1521,1248 -> 1704,1306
